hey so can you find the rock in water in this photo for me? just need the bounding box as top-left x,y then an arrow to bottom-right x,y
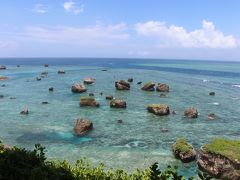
106,95 -> 114,100
209,92 -> 215,96
72,83 -> 87,93
74,118 -> 93,136
141,82 -> 155,91
88,93 -> 94,96
137,81 -> 142,85
58,70 -> 65,74
49,87 -> 54,91
127,78 -> 133,82
197,138 -> 240,179
20,108 -> 29,115
0,65 -> 6,70
172,138 -> 196,163
80,97 -> 100,107
156,83 -> 169,92
44,64 -> 49,67
184,108 -> 198,118
208,113 -> 215,120
147,104 -> 170,116
83,77 -> 95,84
0,76 -> 9,80
115,80 -> 130,90
110,99 -> 126,108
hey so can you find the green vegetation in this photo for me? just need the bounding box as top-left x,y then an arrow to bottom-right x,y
174,138 -> 193,155
203,138 -> 240,162
0,141 -> 194,180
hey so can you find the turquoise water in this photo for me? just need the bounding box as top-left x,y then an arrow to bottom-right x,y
0,58 -> 240,177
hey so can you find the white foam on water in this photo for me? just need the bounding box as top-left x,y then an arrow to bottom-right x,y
208,102 -> 220,106
202,79 -> 209,82
232,84 -> 240,88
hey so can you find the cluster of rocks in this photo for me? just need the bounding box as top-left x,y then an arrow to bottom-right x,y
171,138 -> 240,179
141,82 -> 169,92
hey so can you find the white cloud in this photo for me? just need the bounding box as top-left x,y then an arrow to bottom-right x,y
32,4 -> 47,14
22,22 -> 128,44
63,1 -> 84,14
135,20 -> 237,48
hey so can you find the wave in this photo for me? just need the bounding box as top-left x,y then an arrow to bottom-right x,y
232,84 -> 240,88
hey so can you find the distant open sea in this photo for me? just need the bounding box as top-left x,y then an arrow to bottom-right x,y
0,58 -> 240,178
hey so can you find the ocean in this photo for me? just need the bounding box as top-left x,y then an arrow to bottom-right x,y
0,58 -> 240,177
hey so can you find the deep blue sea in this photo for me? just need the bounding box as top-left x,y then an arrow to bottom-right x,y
0,58 -> 240,177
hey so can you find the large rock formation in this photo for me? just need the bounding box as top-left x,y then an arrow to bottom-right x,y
172,138 -> 196,163
156,83 -> 169,92
197,138 -> 240,179
80,96 -> 99,107
147,104 -> 170,116
83,77 -> 95,84
72,83 -> 87,93
184,108 -> 198,118
110,99 -> 126,108
115,80 -> 130,90
74,118 -> 93,136
141,82 -> 155,91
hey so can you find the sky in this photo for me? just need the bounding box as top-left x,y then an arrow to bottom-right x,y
0,0 -> 240,60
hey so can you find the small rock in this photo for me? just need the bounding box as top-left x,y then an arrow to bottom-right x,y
101,69 -> 107,71
74,118 -> 93,136
115,80 -> 130,90
83,77 -> 95,84
72,83 -> 87,93
44,64 -> 49,67
184,108 -> 198,118
42,101 -> 49,104
208,113 -> 215,120
17,65 -> 20,67
127,78 -> 133,82
117,119 -> 123,123
160,93 -> 167,98
137,81 -> 142,85
1,84 -> 6,87
89,93 -> 94,96
110,99 -> 127,108
209,92 -> 215,96
58,70 -> 65,74
0,95 -> 4,98
141,82 -> 155,91
0,65 -> 6,70
49,87 -> 54,91
156,83 -> 169,92
36,77 -> 41,81
20,108 -> 29,115
0,76 -> 9,80
172,110 -> 176,115
41,71 -> 48,76
99,92 -> 103,96
9,97 -> 16,100
106,95 -> 114,100
160,128 -> 169,133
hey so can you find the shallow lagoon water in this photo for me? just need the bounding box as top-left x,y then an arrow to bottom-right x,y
0,58 -> 240,177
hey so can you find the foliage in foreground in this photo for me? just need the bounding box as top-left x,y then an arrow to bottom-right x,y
0,140 -> 211,180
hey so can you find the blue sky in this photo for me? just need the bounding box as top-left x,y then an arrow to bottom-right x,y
0,0 -> 240,60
